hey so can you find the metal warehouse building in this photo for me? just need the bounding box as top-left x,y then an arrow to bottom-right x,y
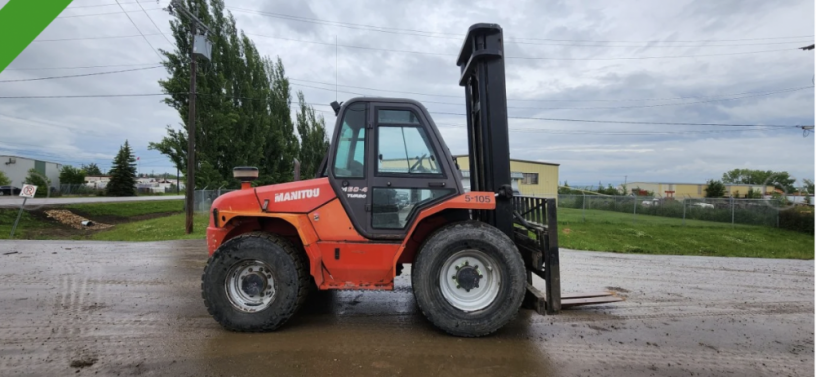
0,155 -> 62,190
453,155 -> 559,198
623,181 -> 775,199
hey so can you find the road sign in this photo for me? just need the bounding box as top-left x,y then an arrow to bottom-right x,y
20,184 -> 37,198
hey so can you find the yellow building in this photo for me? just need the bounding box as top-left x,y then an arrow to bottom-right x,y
453,155 -> 559,198
623,182 -> 774,198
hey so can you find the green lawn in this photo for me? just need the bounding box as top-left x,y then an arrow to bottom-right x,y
4,199 -> 812,259
66,200 -> 183,218
557,208 -> 814,259
90,213 -> 208,241
0,208 -> 50,239
0,200 -> 186,240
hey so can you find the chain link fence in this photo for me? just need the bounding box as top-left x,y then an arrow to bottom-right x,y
192,189 -> 238,213
54,184 -> 179,197
557,194 -> 788,227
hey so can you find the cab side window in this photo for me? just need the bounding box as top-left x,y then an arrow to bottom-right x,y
333,103 -> 366,178
376,110 -> 440,175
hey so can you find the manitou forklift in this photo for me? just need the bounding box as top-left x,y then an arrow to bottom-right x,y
202,24 -> 620,337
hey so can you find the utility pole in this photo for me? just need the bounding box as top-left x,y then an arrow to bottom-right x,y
167,0 -> 211,234
185,27 -> 197,234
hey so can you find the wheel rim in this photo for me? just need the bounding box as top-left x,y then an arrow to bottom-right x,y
438,249 -> 501,312
224,259 -> 276,313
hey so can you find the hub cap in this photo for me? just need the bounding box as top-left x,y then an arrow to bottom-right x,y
225,260 -> 276,312
439,250 -> 501,312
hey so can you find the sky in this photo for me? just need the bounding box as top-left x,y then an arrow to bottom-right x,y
0,0 -> 813,189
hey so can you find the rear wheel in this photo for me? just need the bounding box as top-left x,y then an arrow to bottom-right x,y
411,221 -> 526,337
201,232 -> 309,332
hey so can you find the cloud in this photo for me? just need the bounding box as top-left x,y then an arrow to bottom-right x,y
0,0 -> 812,185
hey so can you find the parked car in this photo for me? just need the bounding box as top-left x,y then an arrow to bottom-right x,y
642,198 -> 660,206
691,202 -> 715,209
0,186 -> 21,196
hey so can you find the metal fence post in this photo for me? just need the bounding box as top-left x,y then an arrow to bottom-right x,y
582,192 -> 586,222
633,196 -> 637,224
731,196 -> 735,227
682,198 -> 686,226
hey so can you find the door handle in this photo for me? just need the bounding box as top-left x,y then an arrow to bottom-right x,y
428,182 -> 446,187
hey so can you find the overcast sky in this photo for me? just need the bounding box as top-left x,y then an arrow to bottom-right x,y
0,0 -> 813,188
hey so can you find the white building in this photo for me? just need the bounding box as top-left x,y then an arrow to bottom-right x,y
0,155 -> 62,189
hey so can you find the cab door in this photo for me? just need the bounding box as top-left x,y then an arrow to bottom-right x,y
327,102 -> 369,225
364,103 -> 458,239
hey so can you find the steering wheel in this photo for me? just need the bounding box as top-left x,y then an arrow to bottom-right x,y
409,154 -> 428,173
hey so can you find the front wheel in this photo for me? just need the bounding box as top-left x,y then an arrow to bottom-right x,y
201,232 -> 309,332
411,221 -> 526,337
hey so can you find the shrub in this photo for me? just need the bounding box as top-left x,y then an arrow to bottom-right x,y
779,207 -> 814,234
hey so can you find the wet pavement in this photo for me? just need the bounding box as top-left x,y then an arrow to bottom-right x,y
0,239 -> 812,376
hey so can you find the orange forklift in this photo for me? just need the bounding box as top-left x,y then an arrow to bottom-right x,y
202,24 -> 620,337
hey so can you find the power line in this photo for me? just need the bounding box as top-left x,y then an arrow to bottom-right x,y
31,33 -> 164,42
228,7 -> 814,46
439,123 -> 787,135
0,93 -> 169,99
66,1 -> 158,8
136,0 -> 174,45
290,79 -> 813,109
115,0 -> 163,60
56,4 -> 815,54
245,32 -> 801,60
57,8 -> 162,19
0,66 -> 162,83
432,112 -> 799,128
2,90 -> 803,129
2,63 -> 162,71
306,103 -> 797,129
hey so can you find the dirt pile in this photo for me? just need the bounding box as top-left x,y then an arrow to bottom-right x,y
44,210 -> 113,230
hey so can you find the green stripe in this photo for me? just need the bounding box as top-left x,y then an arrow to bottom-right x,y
0,0 -> 74,73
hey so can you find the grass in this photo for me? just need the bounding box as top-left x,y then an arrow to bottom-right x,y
0,208 -> 50,239
66,200 -> 183,218
90,213 -> 208,241
4,198 -> 812,259
556,208 -> 814,259
0,200 -> 186,240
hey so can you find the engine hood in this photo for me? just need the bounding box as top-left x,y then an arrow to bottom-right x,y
212,178 -> 336,216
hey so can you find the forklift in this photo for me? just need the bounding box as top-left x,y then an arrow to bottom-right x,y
201,23 -> 620,337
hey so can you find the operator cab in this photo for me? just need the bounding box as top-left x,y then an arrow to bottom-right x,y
324,98 -> 464,240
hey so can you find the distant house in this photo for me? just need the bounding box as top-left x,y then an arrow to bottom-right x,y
0,155 -> 63,189
85,175 -> 111,189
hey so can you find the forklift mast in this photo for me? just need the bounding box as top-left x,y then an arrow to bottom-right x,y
457,24 -> 514,239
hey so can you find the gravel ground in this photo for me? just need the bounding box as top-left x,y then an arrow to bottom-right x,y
0,239 -> 812,376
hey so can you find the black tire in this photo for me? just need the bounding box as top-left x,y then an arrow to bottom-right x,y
411,221 -> 526,337
201,231 -> 309,332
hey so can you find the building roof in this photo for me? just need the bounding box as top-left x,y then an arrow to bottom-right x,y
0,155 -> 63,166
461,170 -> 524,179
625,181 -> 772,187
451,155 -> 560,166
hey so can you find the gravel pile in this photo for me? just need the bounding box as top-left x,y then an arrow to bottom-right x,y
44,210 -> 113,230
